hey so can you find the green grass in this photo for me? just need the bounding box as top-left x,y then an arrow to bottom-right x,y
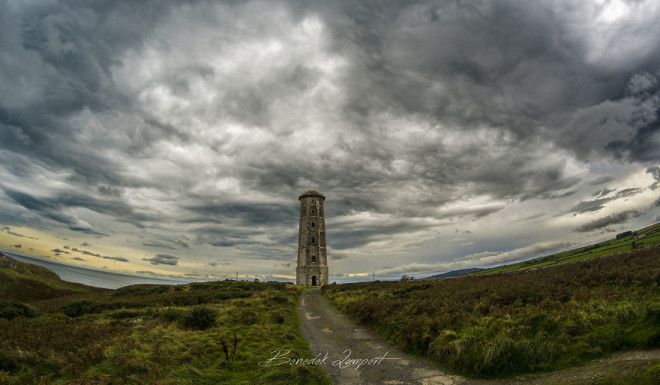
0,253 -> 330,385
323,246 -> 660,378
479,223 -> 660,275
556,361 -> 660,385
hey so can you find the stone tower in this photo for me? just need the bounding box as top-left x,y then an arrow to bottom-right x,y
296,190 -> 328,286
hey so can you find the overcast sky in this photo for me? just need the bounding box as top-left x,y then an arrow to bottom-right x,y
0,0 -> 659,282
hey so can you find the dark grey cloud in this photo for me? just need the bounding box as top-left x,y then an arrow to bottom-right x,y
616,188 -> 645,198
207,239 -> 247,248
588,176 -> 617,186
97,185 -> 122,197
185,202 -> 298,226
570,197 -> 612,214
437,206 -> 503,220
143,236 -> 189,251
67,246 -> 128,262
185,223 -> 297,262
143,254 -> 179,266
0,186 -> 155,234
593,187 -> 616,197
512,213 -> 546,223
539,190 -> 577,200
569,187 -> 643,214
648,166 -> 660,189
328,219 -> 434,250
2,189 -> 95,232
576,210 -> 643,232
329,252 -> 349,261
142,241 -> 178,251
2,226 -> 38,239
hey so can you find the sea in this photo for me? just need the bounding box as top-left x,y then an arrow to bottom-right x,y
1,249 -> 195,289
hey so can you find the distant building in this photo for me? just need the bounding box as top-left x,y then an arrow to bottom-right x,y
296,190 -> 329,286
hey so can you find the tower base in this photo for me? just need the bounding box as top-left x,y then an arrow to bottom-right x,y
296,266 -> 328,286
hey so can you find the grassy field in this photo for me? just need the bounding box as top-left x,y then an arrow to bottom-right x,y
560,361 -> 660,385
0,253 -> 329,385
479,223 -> 660,275
323,246 -> 660,378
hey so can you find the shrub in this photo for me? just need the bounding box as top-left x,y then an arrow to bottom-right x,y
158,307 -> 183,322
0,350 -> 19,372
266,295 -> 290,305
0,301 -> 39,320
210,289 -> 251,301
235,309 -> 258,325
270,311 -> 286,324
180,306 -> 216,330
109,309 -> 142,319
346,298 -> 382,324
61,300 -> 99,318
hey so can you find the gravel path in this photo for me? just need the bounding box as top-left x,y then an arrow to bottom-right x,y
299,288 -> 469,385
298,288 -> 660,385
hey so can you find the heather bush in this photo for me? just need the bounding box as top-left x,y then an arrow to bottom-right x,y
61,300 -> 99,318
180,306 -> 217,330
0,301 -> 38,320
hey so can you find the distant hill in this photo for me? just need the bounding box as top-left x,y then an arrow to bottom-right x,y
478,222 -> 660,275
425,267 -> 484,280
0,252 -> 100,301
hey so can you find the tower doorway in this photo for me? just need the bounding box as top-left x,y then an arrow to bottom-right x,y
311,275 -> 317,286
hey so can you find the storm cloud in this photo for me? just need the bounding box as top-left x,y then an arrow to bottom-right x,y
569,188 -> 644,214
576,210 -> 643,232
0,0 -> 658,279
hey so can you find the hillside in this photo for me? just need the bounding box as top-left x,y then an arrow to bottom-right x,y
0,254 -> 329,385
478,222 -> 660,275
426,267 -> 484,280
0,252 -> 101,302
323,246 -> 660,378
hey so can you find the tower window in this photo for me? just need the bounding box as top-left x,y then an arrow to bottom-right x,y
311,237 -> 316,245
311,222 -> 315,228
311,255 -> 316,263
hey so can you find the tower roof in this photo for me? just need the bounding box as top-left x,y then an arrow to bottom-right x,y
298,190 -> 325,200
